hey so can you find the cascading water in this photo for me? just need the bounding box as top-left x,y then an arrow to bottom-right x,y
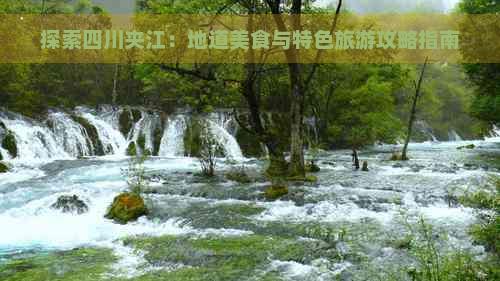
158,115 -> 187,157
141,113 -> 159,154
448,130 -> 463,142
0,115 -> 70,162
76,108 -> 127,156
48,112 -> 93,157
207,119 -> 244,159
485,125 -> 500,142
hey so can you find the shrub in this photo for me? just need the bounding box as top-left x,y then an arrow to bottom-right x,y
198,126 -> 220,177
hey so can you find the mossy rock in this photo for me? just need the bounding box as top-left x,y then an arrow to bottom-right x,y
305,161 -> 321,173
152,126 -> 163,156
390,152 -> 408,161
1,131 -> 18,158
457,144 -> 475,150
225,169 -> 252,184
264,185 -> 289,201
71,115 -> 104,156
0,162 -> 9,173
126,142 -> 137,156
118,108 -> 141,137
183,117 -> 203,157
361,161 -> 369,171
105,192 -> 148,224
51,195 -> 88,214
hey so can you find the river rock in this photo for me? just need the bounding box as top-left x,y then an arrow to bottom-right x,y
1,131 -> 17,158
105,193 -> 148,224
0,162 -> 9,173
457,143 -> 475,150
361,161 -> 369,171
306,161 -> 321,172
51,195 -> 88,214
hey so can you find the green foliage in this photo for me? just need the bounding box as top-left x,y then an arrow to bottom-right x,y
311,64 -> 405,149
126,142 -> 137,156
123,154 -> 148,194
198,125 -> 220,177
460,177 -> 500,255
235,127 -> 265,158
458,1 -> 500,124
137,134 -> 147,152
379,214 -> 498,281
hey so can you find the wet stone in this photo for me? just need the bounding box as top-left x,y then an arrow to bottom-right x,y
51,195 -> 88,214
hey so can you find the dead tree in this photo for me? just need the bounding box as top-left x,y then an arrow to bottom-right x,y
401,57 -> 429,160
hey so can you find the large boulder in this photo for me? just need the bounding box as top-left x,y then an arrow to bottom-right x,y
1,131 -> 18,158
51,195 -> 89,214
0,162 -> 9,173
105,193 -> 148,224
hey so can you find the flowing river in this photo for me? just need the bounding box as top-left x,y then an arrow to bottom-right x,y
0,108 -> 499,280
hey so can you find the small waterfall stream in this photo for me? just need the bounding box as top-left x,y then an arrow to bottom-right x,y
158,115 -> 186,157
76,108 -> 127,156
207,120 -> 244,159
448,130 -> 463,142
48,112 -> 93,157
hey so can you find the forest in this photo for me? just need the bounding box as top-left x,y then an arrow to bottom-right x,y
0,0 -> 499,281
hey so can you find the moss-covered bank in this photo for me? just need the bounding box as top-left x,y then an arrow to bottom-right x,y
1,131 -> 18,158
0,248 -> 116,281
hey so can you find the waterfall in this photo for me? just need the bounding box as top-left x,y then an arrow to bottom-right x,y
207,119 -> 243,159
484,125 -> 500,142
76,109 -> 127,155
0,107 -> 245,162
210,111 -> 238,135
415,120 -> 439,142
0,147 -> 10,160
447,130 -> 463,142
141,113 -> 158,154
158,115 -> 187,157
48,112 -> 93,157
0,115 -> 70,161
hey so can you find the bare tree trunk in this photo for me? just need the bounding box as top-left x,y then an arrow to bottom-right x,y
352,148 -> 360,170
112,64 -> 119,105
401,58 -> 429,160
